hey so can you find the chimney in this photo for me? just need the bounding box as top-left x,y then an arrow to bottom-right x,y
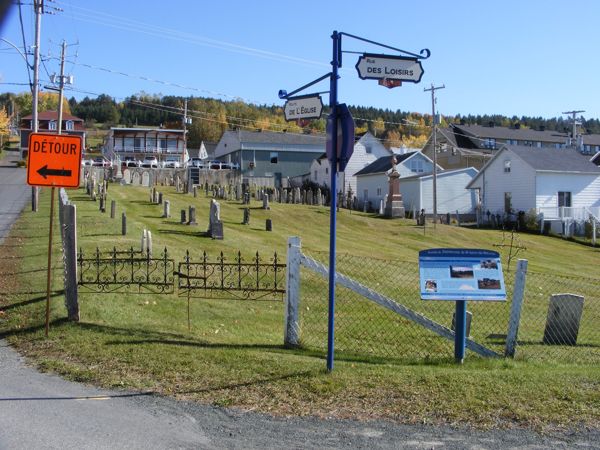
539,125 -> 545,132
514,123 -> 521,129
488,121 -> 494,128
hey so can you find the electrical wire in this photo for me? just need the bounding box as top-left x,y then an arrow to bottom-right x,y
51,1 -> 330,69
17,0 -> 33,90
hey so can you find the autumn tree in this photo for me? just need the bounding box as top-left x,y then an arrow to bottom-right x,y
0,108 -> 9,147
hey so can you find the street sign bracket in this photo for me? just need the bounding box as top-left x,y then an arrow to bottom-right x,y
278,72 -> 332,100
339,31 -> 430,60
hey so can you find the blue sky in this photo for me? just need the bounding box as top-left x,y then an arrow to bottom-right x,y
2,0 -> 600,120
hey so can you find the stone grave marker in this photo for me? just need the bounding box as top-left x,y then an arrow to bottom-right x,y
543,294 -> 585,345
208,199 -> 223,239
188,206 -> 197,225
131,172 -> 141,186
141,171 -> 150,187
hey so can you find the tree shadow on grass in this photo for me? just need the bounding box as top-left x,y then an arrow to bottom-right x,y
0,292 -> 61,311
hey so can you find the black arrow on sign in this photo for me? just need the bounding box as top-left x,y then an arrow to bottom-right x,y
37,165 -> 72,179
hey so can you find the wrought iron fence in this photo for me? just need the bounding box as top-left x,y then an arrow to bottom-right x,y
77,247 -> 175,294
77,247 -> 285,301
297,251 -> 599,365
176,250 -> 285,301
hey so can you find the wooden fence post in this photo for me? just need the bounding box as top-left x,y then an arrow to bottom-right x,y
284,236 -> 301,347
63,203 -> 79,321
505,259 -> 528,357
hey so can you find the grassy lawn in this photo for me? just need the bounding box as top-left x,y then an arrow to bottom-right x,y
0,182 -> 599,431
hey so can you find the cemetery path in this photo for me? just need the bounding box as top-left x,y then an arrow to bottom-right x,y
1,150 -> 598,449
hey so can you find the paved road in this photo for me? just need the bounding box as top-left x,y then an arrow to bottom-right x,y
1,149 -> 598,449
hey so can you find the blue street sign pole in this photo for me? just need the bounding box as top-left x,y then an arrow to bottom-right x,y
454,300 -> 467,363
327,30 -> 340,372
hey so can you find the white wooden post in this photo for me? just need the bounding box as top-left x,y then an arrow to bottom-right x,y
284,236 -> 301,347
505,259 -> 528,357
591,214 -> 597,247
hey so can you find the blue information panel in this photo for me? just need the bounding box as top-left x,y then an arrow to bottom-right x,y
419,248 -> 506,301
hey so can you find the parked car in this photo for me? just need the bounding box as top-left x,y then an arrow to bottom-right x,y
189,157 -> 207,168
81,159 -> 93,167
141,156 -> 159,168
209,160 -> 222,170
122,156 -> 141,168
163,156 -> 181,168
92,157 -> 111,167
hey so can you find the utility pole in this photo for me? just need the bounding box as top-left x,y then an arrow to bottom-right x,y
56,40 -> 66,134
562,109 -> 585,148
182,99 -> 190,166
424,83 -> 445,228
30,0 -> 44,211
32,0 -> 43,134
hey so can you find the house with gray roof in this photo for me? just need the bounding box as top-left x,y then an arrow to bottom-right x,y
466,145 -> 600,221
354,151 -> 438,211
214,129 -> 325,187
309,132 -> 391,195
422,123 -> 600,172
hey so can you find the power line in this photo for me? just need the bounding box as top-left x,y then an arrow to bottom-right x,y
17,0 -> 33,90
52,1 -> 330,69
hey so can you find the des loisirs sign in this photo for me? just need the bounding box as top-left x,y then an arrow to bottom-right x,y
27,133 -> 83,188
356,53 -> 424,83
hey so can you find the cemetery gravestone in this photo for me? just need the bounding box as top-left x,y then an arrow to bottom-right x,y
543,294 -> 585,345
208,199 -> 223,240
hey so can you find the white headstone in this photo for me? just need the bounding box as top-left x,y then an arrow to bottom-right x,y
132,172 -> 141,186
141,171 -> 150,187
122,169 -> 131,184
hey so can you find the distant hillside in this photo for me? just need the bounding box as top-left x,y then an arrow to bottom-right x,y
2,91 -> 599,151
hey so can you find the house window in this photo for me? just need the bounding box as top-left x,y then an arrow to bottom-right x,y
134,138 -> 143,151
48,120 -> 57,131
558,191 -> 572,207
325,167 -> 328,175
504,192 -> 512,214
483,138 -> 496,149
65,120 -> 74,131
365,145 -> 372,154
147,137 -> 156,151
124,137 -> 134,151
504,159 -> 511,173
376,187 -> 382,196
270,152 -> 278,164
159,139 -> 167,153
411,159 -> 424,173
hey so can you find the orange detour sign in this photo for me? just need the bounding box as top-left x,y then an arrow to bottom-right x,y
27,133 -> 83,188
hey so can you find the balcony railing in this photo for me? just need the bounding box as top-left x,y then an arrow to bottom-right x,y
537,206 -> 600,221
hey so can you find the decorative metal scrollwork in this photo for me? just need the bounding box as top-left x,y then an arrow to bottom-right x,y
176,250 -> 286,301
77,247 -> 174,294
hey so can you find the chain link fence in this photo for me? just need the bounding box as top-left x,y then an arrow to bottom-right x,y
296,251 -> 599,364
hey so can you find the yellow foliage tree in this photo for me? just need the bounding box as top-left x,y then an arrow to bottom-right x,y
0,109 -> 9,147
13,92 -> 71,116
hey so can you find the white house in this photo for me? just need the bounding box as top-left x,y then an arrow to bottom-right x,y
354,151 -> 438,210
309,132 -> 391,195
466,145 -> 600,219
399,167 -> 479,215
